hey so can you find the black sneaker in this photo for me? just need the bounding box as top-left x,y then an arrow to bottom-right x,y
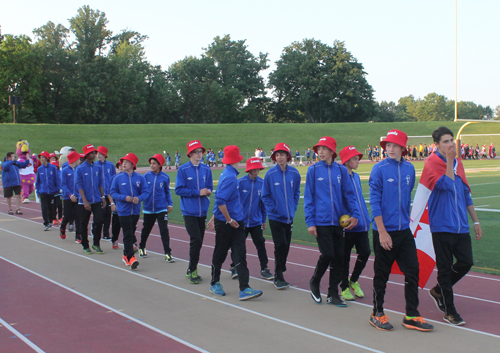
44,225 -> 50,231
326,294 -> 347,307
68,224 -> 74,232
370,312 -> 394,331
429,287 -> 445,313
230,266 -> 238,279
274,279 -> 290,290
402,316 -> 434,331
310,279 -> 322,304
260,267 -> 274,280
444,313 -> 466,326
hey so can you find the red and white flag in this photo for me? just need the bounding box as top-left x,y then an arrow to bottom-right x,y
392,152 -> 469,288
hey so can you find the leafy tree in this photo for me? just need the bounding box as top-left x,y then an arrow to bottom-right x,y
269,39 -> 375,123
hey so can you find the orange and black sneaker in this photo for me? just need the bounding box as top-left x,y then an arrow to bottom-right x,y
122,255 -> 129,266
129,256 -> 139,270
429,287 -> 445,313
402,316 -> 434,332
370,312 -> 394,331
444,313 -> 466,326
60,229 -> 66,240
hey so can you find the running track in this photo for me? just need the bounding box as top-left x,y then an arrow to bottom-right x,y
1,199 -> 499,352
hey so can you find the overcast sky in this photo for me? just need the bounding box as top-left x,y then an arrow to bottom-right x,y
2,0 -> 498,108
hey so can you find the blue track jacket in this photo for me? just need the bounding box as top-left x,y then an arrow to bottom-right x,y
143,171 -> 173,214
369,157 -> 415,232
304,161 -> 361,228
175,161 -> 213,217
96,160 -> 116,196
110,171 -> 149,216
344,172 -> 371,233
36,163 -> 60,195
239,175 -> 267,228
75,161 -> 103,205
261,164 -> 301,224
61,165 -> 77,200
213,165 -> 243,222
427,151 -> 473,234
2,159 -> 29,188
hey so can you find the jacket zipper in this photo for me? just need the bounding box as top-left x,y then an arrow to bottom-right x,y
283,168 -> 290,223
453,182 -> 460,233
90,164 -> 94,203
398,161 -> 401,231
152,174 -> 157,213
328,165 -> 334,225
129,174 -> 134,215
196,166 -> 201,217
247,178 -> 254,227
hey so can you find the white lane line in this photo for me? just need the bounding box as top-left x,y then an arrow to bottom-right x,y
0,228 -> 386,353
0,255 -> 210,353
472,195 -> 500,200
0,316 -> 46,353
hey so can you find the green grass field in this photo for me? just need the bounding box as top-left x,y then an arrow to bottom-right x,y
1,121 -> 499,166
163,159 -> 500,275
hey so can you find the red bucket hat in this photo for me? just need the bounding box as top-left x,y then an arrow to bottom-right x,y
245,157 -> 265,173
39,151 -> 50,160
79,153 -> 85,158
149,153 -> 165,166
222,145 -> 243,165
67,151 -> 80,164
120,153 -> 138,170
49,153 -> 58,160
82,144 -> 97,156
380,130 -> 408,156
115,160 -> 122,169
50,160 -> 59,168
271,142 -> 292,162
186,140 -> 206,157
313,136 -> 337,159
339,146 -> 363,165
97,146 -> 108,158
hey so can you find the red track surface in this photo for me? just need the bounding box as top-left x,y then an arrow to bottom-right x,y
1,196 -> 499,352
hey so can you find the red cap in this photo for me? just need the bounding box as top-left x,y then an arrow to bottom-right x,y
79,153 -> 85,158
149,153 -> 165,166
313,136 -> 337,158
67,151 -> 80,164
222,145 -> 243,165
97,146 -> 108,158
339,146 -> 363,165
50,160 -> 59,168
39,151 -> 50,160
115,160 -> 122,169
49,153 -> 58,159
380,130 -> 408,156
82,144 -> 97,156
245,157 -> 265,172
271,143 -> 292,162
186,140 -> 205,157
120,153 -> 138,170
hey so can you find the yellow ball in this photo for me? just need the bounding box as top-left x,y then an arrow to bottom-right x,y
339,214 -> 351,228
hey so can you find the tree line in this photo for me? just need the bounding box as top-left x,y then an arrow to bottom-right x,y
1,6 -> 497,124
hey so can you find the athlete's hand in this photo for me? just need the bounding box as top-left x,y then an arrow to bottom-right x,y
379,230 -> 393,251
132,197 -> 139,204
200,188 -> 211,196
344,217 -> 358,230
101,198 -> 106,208
167,206 -> 173,213
70,195 -> 77,202
474,224 -> 482,240
111,204 -> 116,212
308,226 -> 317,237
83,201 -> 91,211
262,223 -> 267,231
125,196 -> 133,202
446,141 -> 457,161
229,219 -> 239,229
206,216 -> 215,230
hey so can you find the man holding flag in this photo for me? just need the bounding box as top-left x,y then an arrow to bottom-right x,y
369,129 -> 434,332
419,127 -> 482,326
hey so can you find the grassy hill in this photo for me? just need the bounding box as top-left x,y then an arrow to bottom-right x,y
1,121 -> 498,165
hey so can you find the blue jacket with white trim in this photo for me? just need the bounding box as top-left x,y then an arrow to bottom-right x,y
261,164 -> 301,224
75,161 -> 103,204
96,160 -> 116,196
213,165 -> 243,222
143,171 -> 173,214
61,165 -> 77,200
427,151 -> 473,234
110,171 -> 149,216
369,157 -> 415,232
175,161 -> 213,217
344,171 -> 371,233
36,163 -> 60,195
2,159 -> 29,188
239,175 -> 267,228
304,161 -> 360,228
